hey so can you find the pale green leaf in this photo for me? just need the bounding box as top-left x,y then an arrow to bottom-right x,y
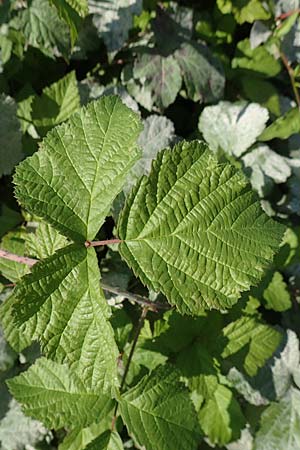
89,0 -> 142,54
59,422 -> 110,450
132,53 -> 182,110
263,271 -> 292,311
13,245 -> 119,390
17,0 -> 71,59
0,230 -> 29,283
25,222 -> 68,259
198,383 -> 246,446
31,71 -> 80,136
120,365 -> 200,450
259,107 -> 300,141
222,316 -> 282,375
118,140 -> 284,314
7,358 -> 114,429
199,101 -> 269,157
0,398 -> 48,450
253,387 -> 300,450
174,41 -> 225,103
65,0 -> 88,17
14,96 -> 142,242
0,94 -> 22,177
85,431 -> 123,450
217,0 -> 271,23
232,39 -> 281,77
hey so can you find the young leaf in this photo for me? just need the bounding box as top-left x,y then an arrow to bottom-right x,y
12,245 -> 119,390
120,365 -> 201,450
118,141 -> 284,315
217,0 -> 271,24
263,271 -> 292,311
0,94 -> 22,177
31,71 -> 80,136
259,107 -> 300,141
7,358 -> 114,429
14,96 -> 142,242
253,387 -> 300,450
232,39 -> 281,77
199,101 -> 269,157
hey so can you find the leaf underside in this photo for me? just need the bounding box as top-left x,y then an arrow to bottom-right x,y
118,140 -> 285,315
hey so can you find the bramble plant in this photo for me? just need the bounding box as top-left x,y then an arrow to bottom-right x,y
1,1 -> 300,449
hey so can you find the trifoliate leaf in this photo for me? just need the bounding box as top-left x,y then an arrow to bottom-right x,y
132,53 -> 182,110
17,0 -> 71,59
263,271 -> 292,311
217,0 -> 271,23
123,114 -> 176,194
7,358 -> 114,429
120,365 -> 200,450
199,101 -> 269,157
259,107 -> 300,141
89,0 -> 142,54
85,431 -> 123,450
198,383 -> 246,445
232,39 -> 281,77
14,96 -> 142,242
31,71 -> 80,136
25,222 -> 68,259
13,245 -> 119,390
174,41 -> 225,103
118,140 -> 284,315
221,316 -> 282,375
242,144 -> 292,197
0,94 -> 22,177
253,387 -> 300,450
0,398 -> 48,450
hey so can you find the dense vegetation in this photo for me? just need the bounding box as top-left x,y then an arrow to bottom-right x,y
0,0 -> 300,449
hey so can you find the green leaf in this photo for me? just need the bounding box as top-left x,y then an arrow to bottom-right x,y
0,94 -> 23,177
221,316 -> 282,376
240,76 -> 284,117
120,365 -> 200,450
89,0 -> 142,54
198,383 -> 246,445
259,107 -> 300,141
253,387 -> 300,450
0,205 -> 22,240
217,0 -> 271,24
31,71 -> 80,136
14,96 -> 142,242
0,230 -> 29,282
232,39 -> 281,77
263,271 -> 292,311
118,140 -> 284,314
132,53 -> 182,110
85,431 -> 123,450
13,245 -> 119,390
59,422 -> 110,450
17,0 -> 71,59
7,357 -> 114,429
199,101 -> 269,157
25,222 -> 68,259
0,398 -> 48,450
50,0 -> 82,47
0,325 -> 16,373
174,41 -> 225,103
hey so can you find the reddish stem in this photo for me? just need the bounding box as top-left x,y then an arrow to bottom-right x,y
276,8 -> 300,21
0,250 -> 37,267
85,238 -> 122,247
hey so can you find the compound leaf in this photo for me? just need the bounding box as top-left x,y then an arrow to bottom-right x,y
118,141 -> 284,315
120,365 -> 200,450
12,244 -> 119,390
14,96 -> 142,242
7,357 -> 114,429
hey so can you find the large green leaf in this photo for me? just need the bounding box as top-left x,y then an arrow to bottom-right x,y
118,141 -> 284,314
174,41 -> 225,103
120,365 -> 200,450
0,94 -> 23,177
12,245 -> 119,390
14,96 -> 142,242
7,358 -> 114,429
31,71 -> 80,136
253,387 -> 300,450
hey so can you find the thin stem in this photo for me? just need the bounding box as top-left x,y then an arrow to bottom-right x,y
280,51 -> 300,108
276,8 -> 300,21
0,250 -> 37,267
85,238 -> 122,247
102,283 -> 171,311
111,306 -> 149,430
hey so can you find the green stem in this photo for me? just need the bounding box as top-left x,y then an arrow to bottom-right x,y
280,51 -> 300,109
